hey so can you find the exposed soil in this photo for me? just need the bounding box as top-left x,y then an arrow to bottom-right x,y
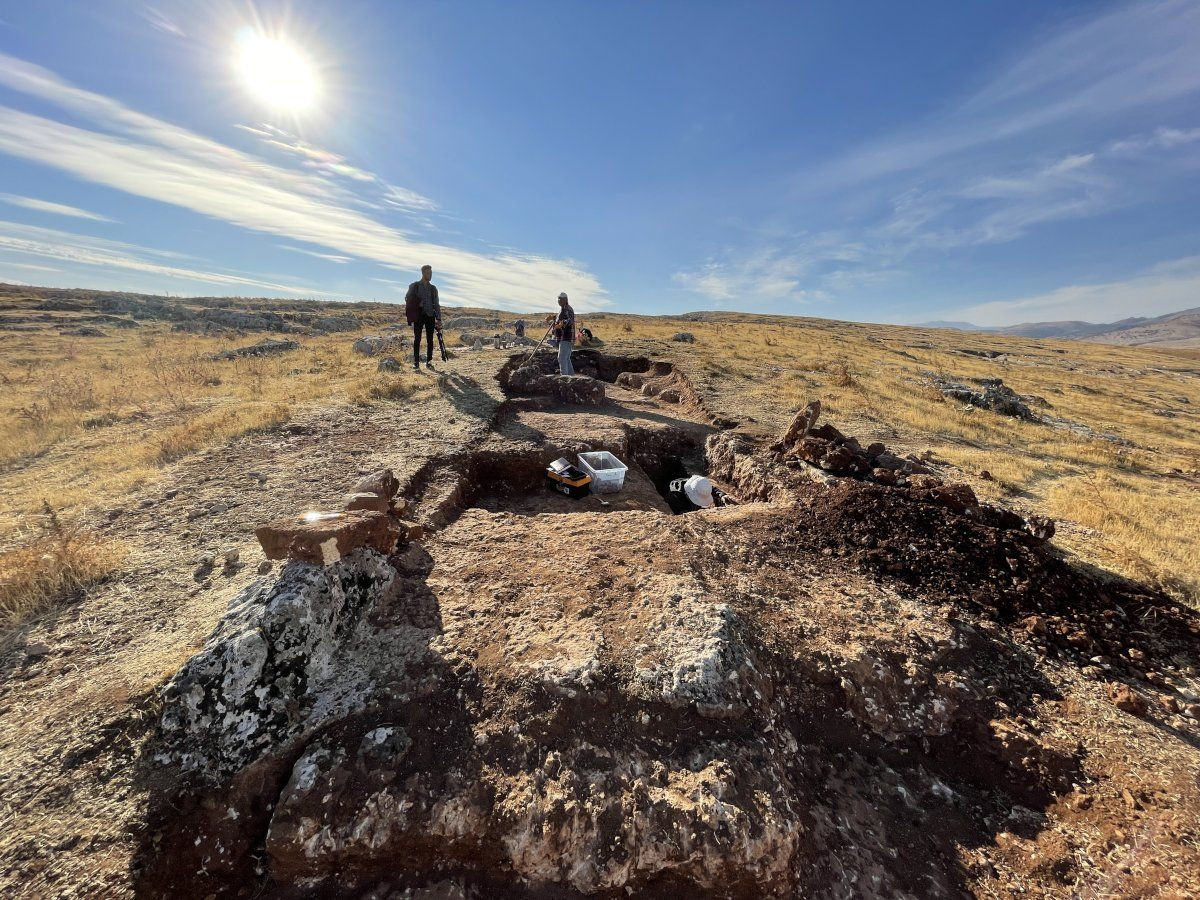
2,346 -> 1199,899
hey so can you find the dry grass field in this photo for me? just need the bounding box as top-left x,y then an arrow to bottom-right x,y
0,319 -> 433,633
2,296 -> 1198,639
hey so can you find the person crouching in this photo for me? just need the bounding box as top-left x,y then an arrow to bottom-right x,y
666,475 -> 733,514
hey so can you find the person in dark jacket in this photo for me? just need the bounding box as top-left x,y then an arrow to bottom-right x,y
553,292 -> 575,375
404,265 -> 441,370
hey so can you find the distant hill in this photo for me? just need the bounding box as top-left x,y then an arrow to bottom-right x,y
911,320 -> 987,331
912,306 -> 1200,348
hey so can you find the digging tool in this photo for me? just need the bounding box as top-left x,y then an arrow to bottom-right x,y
518,320 -> 557,369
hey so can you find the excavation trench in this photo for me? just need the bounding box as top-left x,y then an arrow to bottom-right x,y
396,350 -> 737,525
405,424 -> 728,526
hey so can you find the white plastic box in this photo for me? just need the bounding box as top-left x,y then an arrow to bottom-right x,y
577,451 -> 628,493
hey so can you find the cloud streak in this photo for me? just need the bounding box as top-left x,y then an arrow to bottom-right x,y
0,53 -> 608,311
278,244 -> 354,263
0,193 -> 115,222
0,220 -> 332,294
806,0 -> 1200,191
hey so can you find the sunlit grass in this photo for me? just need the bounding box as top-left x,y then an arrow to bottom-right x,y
0,503 -> 125,640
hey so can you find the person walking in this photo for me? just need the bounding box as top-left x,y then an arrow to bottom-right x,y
405,264 -> 441,370
553,292 -> 575,376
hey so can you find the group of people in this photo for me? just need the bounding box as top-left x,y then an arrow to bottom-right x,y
403,265 -> 579,375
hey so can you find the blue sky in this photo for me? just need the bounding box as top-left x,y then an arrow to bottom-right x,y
0,1 -> 1198,325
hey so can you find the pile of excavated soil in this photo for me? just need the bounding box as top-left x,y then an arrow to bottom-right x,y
758,479 -> 1198,666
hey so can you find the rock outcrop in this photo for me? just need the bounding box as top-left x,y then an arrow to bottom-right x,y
211,339 -> 299,360
926,374 -> 1039,420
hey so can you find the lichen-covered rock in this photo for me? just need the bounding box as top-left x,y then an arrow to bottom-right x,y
211,339 -> 298,360
353,335 -> 404,356
157,549 -> 412,781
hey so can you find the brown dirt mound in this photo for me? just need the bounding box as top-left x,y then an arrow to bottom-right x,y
759,478 -> 1197,668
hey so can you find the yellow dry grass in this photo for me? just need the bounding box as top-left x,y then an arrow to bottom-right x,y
593,312 -> 1200,607
0,322 -> 433,632
0,326 -> 429,535
0,502 -> 125,640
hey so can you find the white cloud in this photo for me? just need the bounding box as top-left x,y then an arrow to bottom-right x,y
673,247 -> 832,305
0,193 -> 114,222
672,263 -> 734,301
278,244 -> 354,263
0,220 -> 332,294
0,53 -> 608,312
1108,125 -> 1200,155
1,260 -> 60,273
956,255 -> 1200,326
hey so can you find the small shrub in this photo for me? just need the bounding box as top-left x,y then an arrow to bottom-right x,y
0,502 -> 124,635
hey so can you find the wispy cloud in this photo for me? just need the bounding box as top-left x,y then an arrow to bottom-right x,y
0,220 -> 332,294
956,255 -> 1200,326
235,123 -> 438,213
0,193 -> 114,222
140,5 -> 185,38
1,260 -> 60,273
278,244 -> 354,263
673,246 -> 836,305
806,0 -> 1200,191
0,52 -> 607,311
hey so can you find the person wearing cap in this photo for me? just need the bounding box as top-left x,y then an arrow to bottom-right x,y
665,474 -> 732,514
553,292 -> 576,376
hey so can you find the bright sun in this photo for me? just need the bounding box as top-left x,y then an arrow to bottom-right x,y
234,30 -> 319,112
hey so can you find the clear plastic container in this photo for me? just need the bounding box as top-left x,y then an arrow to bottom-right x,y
577,451 -> 628,493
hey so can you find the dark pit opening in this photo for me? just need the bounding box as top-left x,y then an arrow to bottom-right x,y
626,430 -> 722,515
411,425 -> 730,525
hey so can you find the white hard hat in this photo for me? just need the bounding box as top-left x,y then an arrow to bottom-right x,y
683,476 -> 715,508
558,292 -> 568,300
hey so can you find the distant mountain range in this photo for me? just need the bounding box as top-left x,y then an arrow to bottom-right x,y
912,306 -> 1200,348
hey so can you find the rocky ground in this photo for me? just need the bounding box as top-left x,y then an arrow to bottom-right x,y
1,344 -> 1198,898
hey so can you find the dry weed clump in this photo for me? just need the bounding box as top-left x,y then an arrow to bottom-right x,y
350,373 -> 427,405
0,502 -> 124,637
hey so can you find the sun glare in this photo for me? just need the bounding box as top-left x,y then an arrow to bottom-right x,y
234,30 -> 319,112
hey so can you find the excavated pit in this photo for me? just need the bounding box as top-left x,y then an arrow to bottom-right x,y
407,424 -> 722,524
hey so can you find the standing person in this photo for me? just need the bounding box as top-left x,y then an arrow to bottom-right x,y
553,292 -> 575,376
405,264 -> 441,370
512,318 -> 526,338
